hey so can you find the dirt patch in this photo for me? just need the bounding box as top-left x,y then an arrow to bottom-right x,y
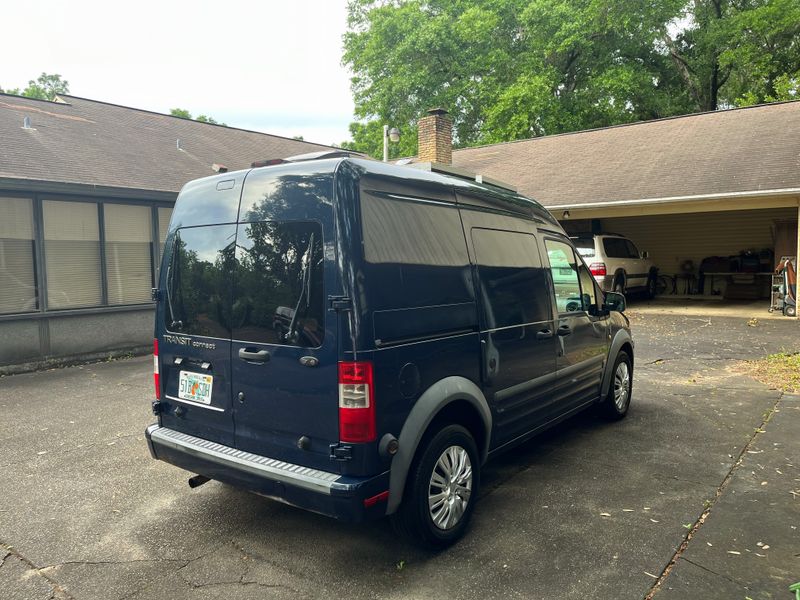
733,352 -> 800,393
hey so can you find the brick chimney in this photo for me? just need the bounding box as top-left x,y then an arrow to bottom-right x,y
417,108 -> 452,165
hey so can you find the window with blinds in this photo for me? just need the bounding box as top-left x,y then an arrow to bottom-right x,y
43,201 -> 102,309
105,204 -> 153,305
0,197 -> 37,314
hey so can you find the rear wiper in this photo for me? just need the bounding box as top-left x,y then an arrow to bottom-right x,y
165,255 -> 182,330
286,233 -> 315,344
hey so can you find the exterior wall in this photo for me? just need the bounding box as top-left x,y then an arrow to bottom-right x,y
0,183 -> 174,371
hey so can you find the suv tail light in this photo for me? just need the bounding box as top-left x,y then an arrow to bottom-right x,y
338,361 -> 376,443
590,262 -> 607,277
153,338 -> 160,400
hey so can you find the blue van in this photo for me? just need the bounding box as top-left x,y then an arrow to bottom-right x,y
146,153 -> 633,548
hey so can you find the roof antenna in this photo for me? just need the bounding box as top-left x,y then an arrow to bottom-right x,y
22,116 -> 32,129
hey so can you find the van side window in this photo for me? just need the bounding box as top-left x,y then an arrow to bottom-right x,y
472,229 -> 550,328
359,193 -> 473,310
232,221 -> 324,348
545,240 -> 583,313
166,225 -> 236,337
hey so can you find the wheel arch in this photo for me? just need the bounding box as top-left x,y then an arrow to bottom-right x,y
601,331 -> 634,398
386,376 -> 491,514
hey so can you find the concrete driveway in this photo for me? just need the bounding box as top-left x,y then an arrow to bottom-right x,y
1,313 -> 798,600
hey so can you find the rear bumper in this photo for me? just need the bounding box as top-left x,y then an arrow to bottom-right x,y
145,424 -> 390,522
595,275 -> 614,291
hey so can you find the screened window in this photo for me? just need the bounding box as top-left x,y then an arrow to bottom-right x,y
232,221 -> 324,347
166,225 -> 236,338
43,201 -> 102,309
158,207 -> 173,252
545,240 -> 582,313
0,198 -> 37,313
105,204 -> 153,304
472,229 -> 550,328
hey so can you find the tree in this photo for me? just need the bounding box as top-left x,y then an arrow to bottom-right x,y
342,0 -> 800,154
663,0 -> 800,110
0,73 -> 69,100
170,108 -> 226,126
340,120 -> 417,160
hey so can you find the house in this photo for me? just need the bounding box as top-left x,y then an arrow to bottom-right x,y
0,93 -> 336,371
415,104 -> 800,303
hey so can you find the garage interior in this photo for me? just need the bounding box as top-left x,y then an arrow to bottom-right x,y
559,198 -> 799,316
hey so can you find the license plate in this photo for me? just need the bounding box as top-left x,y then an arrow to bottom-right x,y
178,371 -> 213,405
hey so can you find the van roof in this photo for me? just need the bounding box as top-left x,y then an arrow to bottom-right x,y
180,155 -> 560,228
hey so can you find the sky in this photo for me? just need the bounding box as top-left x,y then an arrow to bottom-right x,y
0,0 -> 356,146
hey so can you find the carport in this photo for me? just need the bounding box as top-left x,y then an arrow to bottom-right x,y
450,100 -> 800,318
557,197 -> 798,304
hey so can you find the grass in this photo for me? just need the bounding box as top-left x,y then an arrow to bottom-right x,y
742,352 -> 800,393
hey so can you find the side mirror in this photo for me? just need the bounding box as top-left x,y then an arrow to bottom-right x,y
603,291 -> 626,313
641,250 -> 649,259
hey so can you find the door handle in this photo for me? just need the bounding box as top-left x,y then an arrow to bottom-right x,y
238,348 -> 270,363
536,329 -> 553,339
557,325 -> 572,336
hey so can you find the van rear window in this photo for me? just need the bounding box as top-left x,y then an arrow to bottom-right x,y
232,221 -> 324,348
166,225 -> 236,338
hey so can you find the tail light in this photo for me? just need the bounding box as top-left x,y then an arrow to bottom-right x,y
153,338 -> 160,400
590,262 -> 607,277
338,361 -> 376,443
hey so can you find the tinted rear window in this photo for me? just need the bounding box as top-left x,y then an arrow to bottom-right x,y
573,237 -> 595,258
166,225 -> 236,338
232,221 -> 324,348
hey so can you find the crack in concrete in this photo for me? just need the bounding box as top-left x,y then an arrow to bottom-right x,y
0,540 -> 77,600
40,558 -> 189,570
680,556 -> 751,591
643,392 -> 784,599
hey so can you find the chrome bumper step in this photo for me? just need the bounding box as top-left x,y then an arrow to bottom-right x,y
147,425 -> 350,495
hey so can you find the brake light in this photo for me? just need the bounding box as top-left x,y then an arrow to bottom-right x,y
153,338 -> 160,400
590,262 -> 607,277
338,361 -> 376,443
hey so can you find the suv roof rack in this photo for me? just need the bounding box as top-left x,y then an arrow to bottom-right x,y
408,161 -> 517,193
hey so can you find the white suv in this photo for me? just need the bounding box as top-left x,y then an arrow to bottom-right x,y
571,233 -> 658,297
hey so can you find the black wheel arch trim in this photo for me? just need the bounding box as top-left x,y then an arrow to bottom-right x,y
600,329 -> 634,398
386,376 -> 491,514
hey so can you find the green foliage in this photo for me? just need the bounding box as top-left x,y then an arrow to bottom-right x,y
169,108 -> 193,119
170,108 -> 226,126
0,72 -> 69,100
342,0 -> 800,151
340,120 -> 417,160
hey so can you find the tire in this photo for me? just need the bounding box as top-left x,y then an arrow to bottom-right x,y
613,273 -> 626,296
599,351 -> 633,420
785,304 -> 797,317
392,424 -> 480,549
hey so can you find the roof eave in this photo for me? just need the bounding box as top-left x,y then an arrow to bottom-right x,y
546,187 -> 800,210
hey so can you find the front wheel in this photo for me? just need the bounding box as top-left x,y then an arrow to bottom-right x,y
600,351 -> 632,420
392,424 -> 480,549
646,275 -> 657,299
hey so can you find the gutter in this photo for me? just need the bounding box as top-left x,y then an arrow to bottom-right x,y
544,187 -> 800,211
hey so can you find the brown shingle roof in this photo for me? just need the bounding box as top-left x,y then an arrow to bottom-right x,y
0,94 -> 335,194
452,101 -> 800,207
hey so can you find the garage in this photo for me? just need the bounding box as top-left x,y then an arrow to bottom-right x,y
445,100 -> 800,317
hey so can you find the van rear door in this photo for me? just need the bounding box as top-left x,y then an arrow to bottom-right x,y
158,224 -> 236,445
229,167 -> 341,471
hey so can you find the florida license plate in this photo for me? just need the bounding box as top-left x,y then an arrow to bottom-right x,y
178,371 -> 213,405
